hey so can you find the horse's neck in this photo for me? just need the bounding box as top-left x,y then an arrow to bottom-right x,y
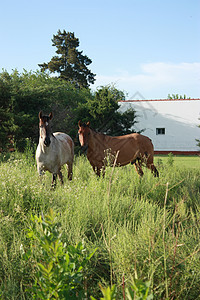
39,135 -> 54,153
39,139 -> 46,153
89,131 -> 110,150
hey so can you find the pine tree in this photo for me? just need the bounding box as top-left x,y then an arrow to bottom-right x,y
39,30 -> 96,88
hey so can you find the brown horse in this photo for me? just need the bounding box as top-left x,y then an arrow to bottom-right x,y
36,111 -> 74,186
78,121 -> 159,177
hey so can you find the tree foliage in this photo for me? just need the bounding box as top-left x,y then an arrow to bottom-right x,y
167,94 -> 191,100
0,70 -> 137,152
0,70 -> 90,150
76,85 -> 137,135
39,30 -> 96,88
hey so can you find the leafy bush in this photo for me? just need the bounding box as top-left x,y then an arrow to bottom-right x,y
23,209 -> 97,299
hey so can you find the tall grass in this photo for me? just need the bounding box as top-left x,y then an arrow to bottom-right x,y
0,150 -> 200,299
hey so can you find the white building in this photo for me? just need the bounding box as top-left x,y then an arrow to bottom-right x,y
119,99 -> 200,154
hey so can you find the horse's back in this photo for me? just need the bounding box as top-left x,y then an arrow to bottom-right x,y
130,132 -> 153,146
130,133 -> 154,162
108,133 -> 153,152
106,133 -> 154,165
54,132 -> 73,147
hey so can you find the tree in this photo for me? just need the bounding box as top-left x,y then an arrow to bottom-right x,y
39,30 -> 96,88
76,85 -> 138,136
167,94 -> 191,99
0,69 -> 92,151
0,71 -> 17,150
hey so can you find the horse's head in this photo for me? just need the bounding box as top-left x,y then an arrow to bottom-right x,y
78,120 -> 91,151
39,111 -> 53,147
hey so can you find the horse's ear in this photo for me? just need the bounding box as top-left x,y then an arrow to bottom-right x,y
86,121 -> 90,127
39,111 -> 43,119
49,112 -> 53,120
78,120 -> 82,127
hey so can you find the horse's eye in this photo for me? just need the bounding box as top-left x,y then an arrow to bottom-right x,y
88,132 -> 90,136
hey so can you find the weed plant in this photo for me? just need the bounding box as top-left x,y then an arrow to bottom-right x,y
0,149 -> 199,299
23,209 -> 96,299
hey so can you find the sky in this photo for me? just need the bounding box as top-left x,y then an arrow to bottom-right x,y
1,0 -> 200,99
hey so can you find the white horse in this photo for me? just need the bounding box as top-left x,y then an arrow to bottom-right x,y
36,111 -> 74,186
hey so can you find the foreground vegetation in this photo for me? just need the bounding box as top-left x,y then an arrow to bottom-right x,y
0,151 -> 200,299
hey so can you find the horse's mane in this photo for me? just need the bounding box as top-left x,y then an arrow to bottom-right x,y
90,127 -> 114,145
82,123 -> 115,142
89,126 -> 107,137
82,123 -> 105,136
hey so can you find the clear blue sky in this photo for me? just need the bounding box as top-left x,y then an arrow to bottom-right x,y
1,0 -> 200,99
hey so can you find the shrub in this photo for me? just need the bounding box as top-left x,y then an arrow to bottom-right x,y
22,209 -> 97,299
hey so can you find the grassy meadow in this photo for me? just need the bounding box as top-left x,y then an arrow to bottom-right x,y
0,150 -> 200,299
155,154 -> 200,169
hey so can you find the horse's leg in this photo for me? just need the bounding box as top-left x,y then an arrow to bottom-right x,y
37,165 -> 44,182
134,161 -> 144,177
93,166 -> 103,177
152,165 -> 159,177
147,164 -> 159,177
38,170 -> 44,184
52,173 -> 57,188
97,166 -> 105,177
58,169 -> 64,184
95,167 -> 101,176
67,162 -> 73,181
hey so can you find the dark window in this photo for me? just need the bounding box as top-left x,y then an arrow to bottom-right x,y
156,128 -> 165,135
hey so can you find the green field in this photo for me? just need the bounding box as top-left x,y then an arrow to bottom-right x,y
0,151 -> 200,299
155,154 -> 200,169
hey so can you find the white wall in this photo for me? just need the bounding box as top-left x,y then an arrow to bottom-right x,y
119,100 -> 200,151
